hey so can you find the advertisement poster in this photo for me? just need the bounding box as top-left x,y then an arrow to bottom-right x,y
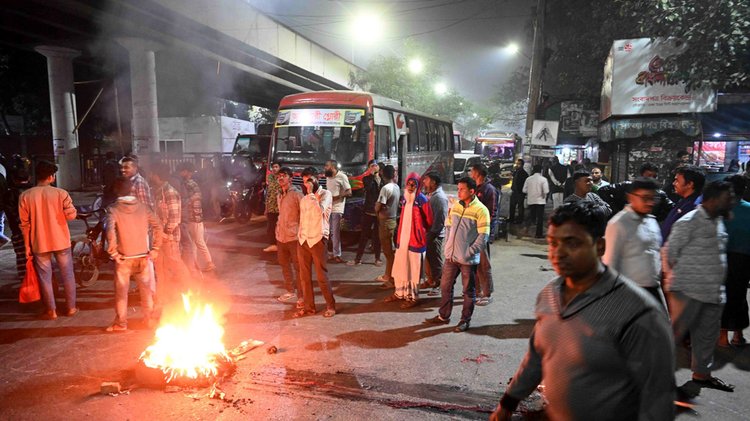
53,139 -> 65,156
601,38 -> 716,119
560,102 -> 598,136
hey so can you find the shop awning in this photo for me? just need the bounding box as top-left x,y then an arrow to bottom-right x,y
700,103 -> 750,141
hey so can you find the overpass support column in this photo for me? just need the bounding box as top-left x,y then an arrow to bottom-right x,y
116,38 -> 162,161
35,46 -> 80,190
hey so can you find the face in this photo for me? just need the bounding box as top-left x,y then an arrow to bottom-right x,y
642,169 -> 658,179
575,175 -> 593,194
406,179 -> 417,194
469,168 -> 481,183
711,191 -> 734,218
121,161 -> 137,178
422,176 -> 435,192
627,188 -> 658,215
324,162 -> 335,173
147,173 -> 161,187
271,163 -> 280,174
369,162 -> 379,174
457,182 -> 474,202
672,173 -> 693,198
515,159 -> 523,169
547,221 -> 603,280
680,153 -> 691,163
277,171 -> 291,189
591,168 -> 602,181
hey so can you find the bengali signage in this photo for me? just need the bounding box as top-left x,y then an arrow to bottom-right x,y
599,116 -> 700,142
600,38 -> 716,120
275,108 -> 364,127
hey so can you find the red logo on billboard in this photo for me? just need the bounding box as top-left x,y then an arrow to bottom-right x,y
395,114 -> 405,129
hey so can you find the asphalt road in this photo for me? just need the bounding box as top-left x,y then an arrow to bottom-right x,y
0,199 -> 748,420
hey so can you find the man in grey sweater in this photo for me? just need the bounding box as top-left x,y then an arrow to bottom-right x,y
106,176 -> 163,331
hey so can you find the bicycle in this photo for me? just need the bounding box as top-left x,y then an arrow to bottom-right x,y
70,200 -> 108,287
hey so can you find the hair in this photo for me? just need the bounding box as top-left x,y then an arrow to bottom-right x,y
382,165 -> 395,180
627,177 -> 659,193
517,158 -> 525,165
572,169 -> 591,182
470,163 -> 488,178
326,159 -> 339,168
11,167 -> 30,183
150,163 -> 172,180
702,180 -> 733,202
271,161 -> 280,167
35,160 -> 58,180
457,176 -> 477,191
591,164 -> 603,172
639,162 -> 659,176
120,156 -> 138,166
422,171 -> 441,186
549,201 -> 607,239
112,176 -> 133,197
367,159 -> 378,166
532,164 -> 542,174
725,174 -> 746,198
176,162 -> 195,173
278,166 -> 293,178
675,165 -> 706,193
301,166 -> 318,178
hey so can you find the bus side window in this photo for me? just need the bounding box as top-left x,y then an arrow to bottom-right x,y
441,125 -> 449,151
428,122 -> 438,151
418,119 -> 427,152
376,125 -> 389,160
408,117 -> 418,152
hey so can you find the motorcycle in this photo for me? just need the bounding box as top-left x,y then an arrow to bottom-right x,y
70,195 -> 109,287
219,172 -> 265,223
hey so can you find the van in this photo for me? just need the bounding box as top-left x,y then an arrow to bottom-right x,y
453,153 -> 482,182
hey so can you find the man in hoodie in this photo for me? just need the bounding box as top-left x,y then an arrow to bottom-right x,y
385,172 -> 431,309
105,177 -> 163,331
424,177 -> 490,332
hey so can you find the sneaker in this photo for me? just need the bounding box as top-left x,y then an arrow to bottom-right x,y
453,320 -> 470,332
373,259 -> 383,267
263,245 -> 278,252
105,324 -> 127,332
323,308 -> 336,318
329,256 -> 346,264
277,292 -> 296,302
424,315 -> 450,325
347,260 -> 362,266
475,296 -> 493,306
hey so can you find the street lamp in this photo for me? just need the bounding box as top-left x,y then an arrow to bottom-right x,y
349,12 -> 384,64
434,82 -> 448,96
505,43 -> 520,55
408,58 -> 423,75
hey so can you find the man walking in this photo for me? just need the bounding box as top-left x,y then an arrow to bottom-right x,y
470,163 -> 498,306
263,162 -> 281,253
177,162 -> 215,272
603,177 -> 665,307
563,169 -> 612,219
349,159 -> 383,266
522,165 -> 549,239
490,202 -> 675,421
120,156 -> 153,208
324,160 -> 351,263
274,167 -> 303,306
547,156 -> 568,209
424,177 -> 489,333
420,171 -> 448,295
508,158 -> 528,224
295,167 -> 336,318
664,181 -> 735,392
375,165 -> 400,288
661,165 -> 705,243
105,177 -> 163,331
19,161 -> 78,320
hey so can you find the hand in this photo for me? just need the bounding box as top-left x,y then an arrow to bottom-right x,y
149,250 -> 159,260
489,407 -> 512,421
25,250 -> 33,260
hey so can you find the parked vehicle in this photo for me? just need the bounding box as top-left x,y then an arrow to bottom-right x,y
70,197 -> 108,287
453,153 -> 482,181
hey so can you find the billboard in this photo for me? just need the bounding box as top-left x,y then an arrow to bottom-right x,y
600,38 -> 716,120
560,102 -> 598,136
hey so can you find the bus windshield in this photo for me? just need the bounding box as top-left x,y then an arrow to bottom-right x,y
272,108 -> 367,165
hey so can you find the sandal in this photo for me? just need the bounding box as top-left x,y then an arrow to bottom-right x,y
692,376 -> 735,392
400,300 -> 419,309
293,309 -> 315,318
383,294 -> 401,303
323,308 -> 336,318
418,281 -> 435,289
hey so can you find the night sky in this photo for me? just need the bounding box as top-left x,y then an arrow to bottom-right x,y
245,0 -> 534,104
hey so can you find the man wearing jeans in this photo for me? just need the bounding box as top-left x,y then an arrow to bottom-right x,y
375,165 -> 400,287
424,177 -> 490,333
523,164 -> 549,239
421,172 -> 448,295
19,160 -> 78,320
324,160 -> 351,264
177,162 -> 215,272
295,167 -> 336,318
274,167 -> 303,306
105,177 -> 163,331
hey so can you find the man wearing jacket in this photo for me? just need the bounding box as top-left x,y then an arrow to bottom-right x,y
349,159 -> 384,266
421,172 -> 448,294
509,158 -> 528,224
105,177 -> 163,331
274,167 -> 304,305
424,177 -> 490,332
470,163 -> 498,306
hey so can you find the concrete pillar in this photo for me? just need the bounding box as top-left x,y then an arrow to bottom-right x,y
116,38 -> 162,159
35,46 -> 81,190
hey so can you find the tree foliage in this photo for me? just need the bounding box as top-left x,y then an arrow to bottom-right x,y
348,41 -> 469,121
0,49 -> 49,135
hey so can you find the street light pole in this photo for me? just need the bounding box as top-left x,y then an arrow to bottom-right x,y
524,0 -> 546,156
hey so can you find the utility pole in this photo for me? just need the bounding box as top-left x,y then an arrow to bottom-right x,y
524,0 -> 546,155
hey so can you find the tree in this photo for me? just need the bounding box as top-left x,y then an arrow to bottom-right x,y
348,41 -> 471,121
0,48 -> 50,135
621,0 -> 750,90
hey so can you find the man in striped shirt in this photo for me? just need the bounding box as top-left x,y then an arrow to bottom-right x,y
491,202 -> 675,421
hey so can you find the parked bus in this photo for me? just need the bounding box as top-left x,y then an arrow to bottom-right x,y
474,132 -> 522,162
270,90 -> 455,233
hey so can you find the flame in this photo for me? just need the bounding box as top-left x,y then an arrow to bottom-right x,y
139,292 -> 230,382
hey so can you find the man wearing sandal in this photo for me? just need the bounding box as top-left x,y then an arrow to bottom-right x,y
295,167 -> 336,318
664,180 -> 735,393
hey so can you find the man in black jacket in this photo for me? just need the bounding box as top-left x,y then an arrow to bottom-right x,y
349,159 -> 384,266
509,158 -> 528,224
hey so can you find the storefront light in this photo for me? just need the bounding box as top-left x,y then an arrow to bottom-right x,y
713,132 -> 722,138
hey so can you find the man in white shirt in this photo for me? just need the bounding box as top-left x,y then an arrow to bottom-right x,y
324,160 -> 351,264
295,167 -> 336,318
603,177 -> 665,308
522,164 -> 550,238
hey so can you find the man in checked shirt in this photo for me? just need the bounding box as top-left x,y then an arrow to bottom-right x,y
177,162 -> 216,273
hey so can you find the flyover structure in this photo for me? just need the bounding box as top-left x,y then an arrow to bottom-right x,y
2,0 -> 360,188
